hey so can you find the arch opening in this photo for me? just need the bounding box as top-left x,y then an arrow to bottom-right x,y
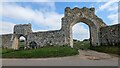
29,41 -> 37,49
19,36 -> 26,49
72,23 -> 90,49
69,17 -> 98,48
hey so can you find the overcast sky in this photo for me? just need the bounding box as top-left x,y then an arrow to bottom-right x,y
0,0 -> 119,41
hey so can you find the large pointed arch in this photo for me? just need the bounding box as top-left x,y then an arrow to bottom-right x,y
61,7 -> 107,47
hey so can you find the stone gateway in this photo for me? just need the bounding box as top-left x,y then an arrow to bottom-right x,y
0,7 -> 119,50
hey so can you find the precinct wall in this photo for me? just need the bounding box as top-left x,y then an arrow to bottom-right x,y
0,34 -> 13,48
99,24 -> 120,46
1,23 -> 120,49
27,30 -> 67,47
0,23 -> 68,49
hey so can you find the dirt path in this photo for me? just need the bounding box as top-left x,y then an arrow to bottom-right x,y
76,49 -> 118,60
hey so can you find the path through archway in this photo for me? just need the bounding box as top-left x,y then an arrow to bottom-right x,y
19,36 -> 26,49
72,23 -> 90,49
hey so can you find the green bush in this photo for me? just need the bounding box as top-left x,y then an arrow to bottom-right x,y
2,46 -> 79,58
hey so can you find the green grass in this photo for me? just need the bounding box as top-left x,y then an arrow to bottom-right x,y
73,40 -> 90,50
19,42 -> 25,50
1,40 -> 119,58
73,39 -> 119,55
2,48 -> 14,54
0,48 -> 14,57
2,46 -> 79,58
91,46 -> 119,55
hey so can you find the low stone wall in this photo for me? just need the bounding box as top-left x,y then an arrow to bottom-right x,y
27,30 -> 67,47
0,29 -> 68,49
99,24 -> 120,46
0,34 -> 13,48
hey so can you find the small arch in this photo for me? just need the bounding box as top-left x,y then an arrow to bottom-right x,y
19,36 -> 26,49
19,36 -> 26,41
29,41 -> 37,49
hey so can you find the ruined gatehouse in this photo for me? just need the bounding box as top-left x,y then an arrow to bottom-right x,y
0,7 -> 120,50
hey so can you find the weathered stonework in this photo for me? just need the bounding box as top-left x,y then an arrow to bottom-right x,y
61,7 -> 106,47
99,24 -> 120,46
0,34 -> 13,48
27,30 -> 66,48
0,7 -> 119,49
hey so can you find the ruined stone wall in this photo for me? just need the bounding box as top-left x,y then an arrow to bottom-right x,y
0,23 -> 68,49
99,24 -> 120,46
0,34 -> 13,48
27,30 -> 67,47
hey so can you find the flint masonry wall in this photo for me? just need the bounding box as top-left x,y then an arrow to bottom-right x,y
99,24 -> 120,46
27,30 -> 67,47
0,34 -> 13,48
14,23 -> 32,35
13,23 -> 67,48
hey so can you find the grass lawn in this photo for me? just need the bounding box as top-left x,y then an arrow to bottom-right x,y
1,40 -> 119,58
2,46 -> 79,58
90,46 -> 119,55
73,40 -> 90,50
